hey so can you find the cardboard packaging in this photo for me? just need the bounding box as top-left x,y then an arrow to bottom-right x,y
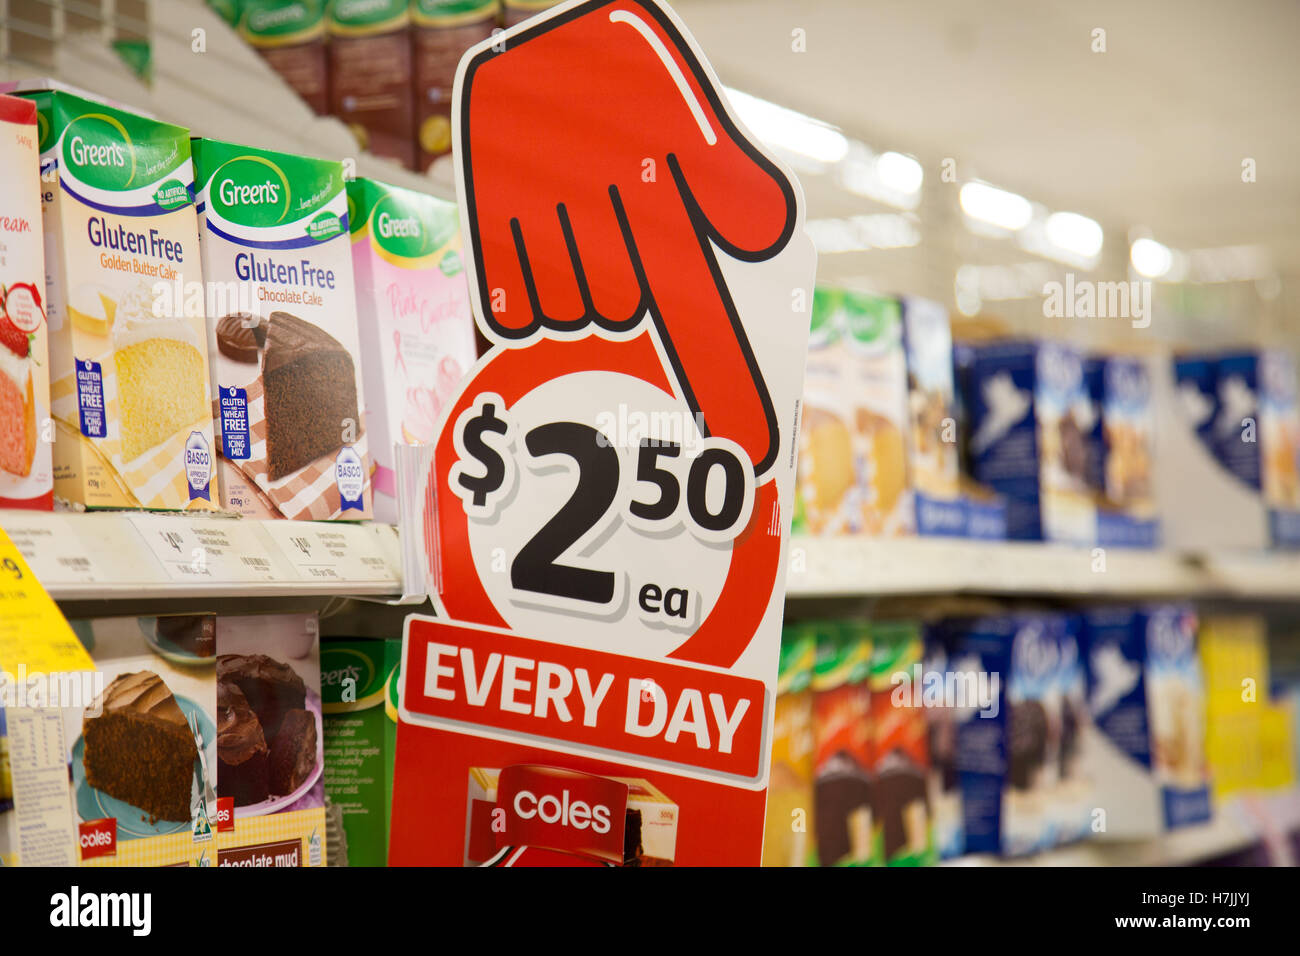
956,613 -> 1063,857
412,1 -> 500,169
763,624 -> 816,866
867,620 -> 933,865
793,288 -> 911,537
327,0 -> 416,169
463,766 -> 679,866
1052,614 -> 1094,846
0,94 -> 52,509
963,340 -> 1095,542
900,297 -> 963,536
63,616 -> 218,867
951,338 -> 1008,539
321,636 -> 401,866
21,87 -> 218,510
1083,354 -> 1159,548
193,138 -> 372,519
811,620 -> 876,865
347,178 -> 475,523
1162,349 -> 1300,549
215,614 -> 327,867
239,0 -> 330,115
1080,604 -> 1211,839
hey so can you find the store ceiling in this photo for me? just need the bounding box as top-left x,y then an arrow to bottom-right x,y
674,0 -> 1300,277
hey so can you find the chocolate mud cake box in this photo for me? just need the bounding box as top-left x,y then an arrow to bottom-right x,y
192,138 -> 371,519
18,86 -> 218,510
463,766 -> 678,867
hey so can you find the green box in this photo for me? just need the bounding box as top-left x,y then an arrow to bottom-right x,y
321,637 -> 400,866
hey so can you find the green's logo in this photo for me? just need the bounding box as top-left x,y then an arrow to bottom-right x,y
209,156 -> 291,226
320,646 -> 378,706
371,190 -> 457,260
62,114 -> 135,190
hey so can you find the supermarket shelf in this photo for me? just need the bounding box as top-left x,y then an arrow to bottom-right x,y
0,510 -> 403,601
946,791 -> 1300,867
785,536 -> 1300,600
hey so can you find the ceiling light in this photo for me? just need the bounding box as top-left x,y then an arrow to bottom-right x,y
959,181 -> 1033,231
724,88 -> 849,165
875,151 -> 923,195
1045,211 -> 1103,258
1131,238 -> 1173,278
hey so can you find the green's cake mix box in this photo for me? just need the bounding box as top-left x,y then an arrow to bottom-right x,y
19,86 -> 219,511
192,137 -> 372,520
321,637 -> 400,866
239,0 -> 329,115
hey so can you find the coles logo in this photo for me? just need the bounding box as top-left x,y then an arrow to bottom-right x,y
496,765 -> 629,865
79,818 -> 117,860
216,797 -> 235,832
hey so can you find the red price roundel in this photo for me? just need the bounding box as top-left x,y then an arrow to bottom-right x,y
423,0 -> 813,672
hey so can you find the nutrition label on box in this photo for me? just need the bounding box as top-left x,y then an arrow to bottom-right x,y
7,708 -> 80,867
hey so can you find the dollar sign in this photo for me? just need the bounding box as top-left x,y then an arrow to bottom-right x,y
457,402 -> 509,507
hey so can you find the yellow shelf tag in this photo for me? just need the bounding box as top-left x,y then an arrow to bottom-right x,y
0,527 -> 94,676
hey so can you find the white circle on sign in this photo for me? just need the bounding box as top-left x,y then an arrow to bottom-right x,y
465,369 -> 735,657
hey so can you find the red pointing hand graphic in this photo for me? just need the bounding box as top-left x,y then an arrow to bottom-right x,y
455,0 -> 799,476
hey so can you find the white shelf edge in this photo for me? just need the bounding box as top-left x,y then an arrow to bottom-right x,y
786,536 -> 1300,600
0,510 -> 405,601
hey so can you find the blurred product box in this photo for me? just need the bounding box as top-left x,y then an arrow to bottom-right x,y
1083,355 -> 1159,548
327,0 -> 416,169
412,1 -> 499,169
238,0 -> 330,115
1080,605 -> 1211,839
321,636 -> 400,866
951,339 -> 1009,539
1052,614 -> 1095,846
867,620 -> 933,865
962,340 -> 1096,543
794,288 -> 912,537
811,620 -> 875,865
954,613 -> 1063,857
762,625 -> 816,866
900,297 -> 964,536
921,621 -> 966,858
1161,349 -> 1300,550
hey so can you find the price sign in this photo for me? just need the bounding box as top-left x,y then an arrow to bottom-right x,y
391,0 -> 815,866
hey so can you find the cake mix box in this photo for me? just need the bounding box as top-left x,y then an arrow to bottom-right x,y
0,94 -> 52,510
62,616 -> 218,867
900,297 -> 962,536
20,87 -> 218,511
1163,350 -> 1300,549
762,624 -> 816,866
793,289 -> 858,535
867,620 -> 933,865
348,177 -> 475,523
1080,604 -> 1211,839
412,1 -> 499,169
811,620 -> 875,866
193,137 -> 373,520
965,340 -> 1095,542
951,339 -> 1009,540
321,635 -> 400,866
842,291 -> 912,535
921,619 -> 974,858
216,613 -> 326,867
1051,614 -> 1094,847
327,0 -> 415,169
955,613 -> 1062,857
1083,354 -> 1158,548
239,0 -> 330,115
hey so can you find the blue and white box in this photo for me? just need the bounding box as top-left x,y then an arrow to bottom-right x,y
955,613 -> 1063,857
1083,355 -> 1159,548
900,297 -> 964,536
963,340 -> 1095,542
1080,604 -> 1212,838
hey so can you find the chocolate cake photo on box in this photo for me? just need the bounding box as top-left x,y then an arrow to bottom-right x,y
214,615 -> 324,818
140,614 -> 217,664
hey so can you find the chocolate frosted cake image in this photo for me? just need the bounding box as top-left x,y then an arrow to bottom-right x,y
218,653 -> 307,741
155,614 -> 216,658
82,671 -> 198,822
217,680 -> 269,806
261,311 -> 359,480
217,652 -> 318,807
268,708 -> 317,795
